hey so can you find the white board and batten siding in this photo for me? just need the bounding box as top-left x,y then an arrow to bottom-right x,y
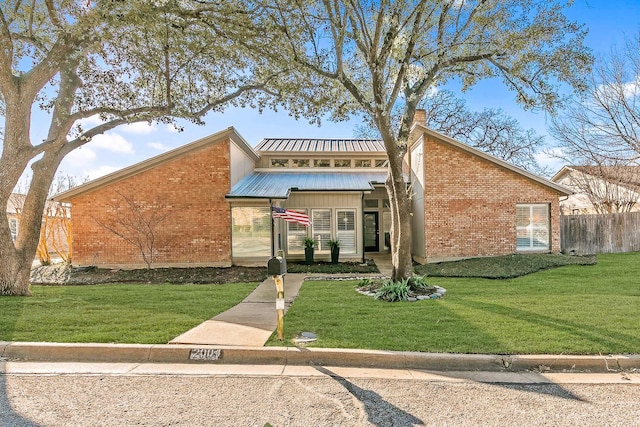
230,140 -> 257,187
283,192 -> 363,259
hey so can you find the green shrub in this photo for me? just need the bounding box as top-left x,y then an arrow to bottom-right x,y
408,275 -> 434,292
375,279 -> 410,302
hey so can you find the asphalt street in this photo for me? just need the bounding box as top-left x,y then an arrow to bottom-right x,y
1,363 -> 639,426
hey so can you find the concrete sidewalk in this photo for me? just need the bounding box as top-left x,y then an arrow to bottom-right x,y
170,274 -> 306,346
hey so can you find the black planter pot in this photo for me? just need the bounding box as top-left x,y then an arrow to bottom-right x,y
304,247 -> 314,265
330,247 -> 340,264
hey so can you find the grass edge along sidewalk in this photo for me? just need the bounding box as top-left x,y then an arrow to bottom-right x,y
2,252 -> 636,356
266,252 -> 639,355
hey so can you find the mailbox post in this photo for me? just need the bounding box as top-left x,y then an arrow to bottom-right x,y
267,256 -> 287,341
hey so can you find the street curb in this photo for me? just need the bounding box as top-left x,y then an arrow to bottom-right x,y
2,342 -> 639,373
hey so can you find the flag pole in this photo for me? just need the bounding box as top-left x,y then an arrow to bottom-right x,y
269,199 -> 275,258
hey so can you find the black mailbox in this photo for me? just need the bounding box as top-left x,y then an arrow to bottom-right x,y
267,256 -> 287,276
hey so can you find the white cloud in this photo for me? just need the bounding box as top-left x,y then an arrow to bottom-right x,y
535,148 -> 566,174
87,133 -> 134,154
121,122 -> 158,135
166,123 -> 181,133
78,115 -> 104,129
65,146 -> 97,165
85,165 -> 121,180
148,142 -> 173,151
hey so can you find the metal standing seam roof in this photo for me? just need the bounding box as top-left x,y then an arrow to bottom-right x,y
226,171 -> 390,199
255,138 -> 386,153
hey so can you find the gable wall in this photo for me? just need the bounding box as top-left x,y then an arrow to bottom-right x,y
422,136 -> 561,258
70,139 -> 232,268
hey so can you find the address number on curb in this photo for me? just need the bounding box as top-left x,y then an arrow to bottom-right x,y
189,348 -> 222,361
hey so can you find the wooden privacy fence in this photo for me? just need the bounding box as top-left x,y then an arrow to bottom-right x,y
561,211 -> 640,255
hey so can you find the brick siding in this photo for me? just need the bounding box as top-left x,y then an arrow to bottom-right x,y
422,135 -> 562,258
70,139 -> 232,268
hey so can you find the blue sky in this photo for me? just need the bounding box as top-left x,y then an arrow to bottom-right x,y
55,0 -> 640,181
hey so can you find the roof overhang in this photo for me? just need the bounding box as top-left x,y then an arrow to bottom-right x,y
226,171 -> 392,199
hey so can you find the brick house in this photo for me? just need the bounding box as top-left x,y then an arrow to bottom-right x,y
54,116 -> 570,269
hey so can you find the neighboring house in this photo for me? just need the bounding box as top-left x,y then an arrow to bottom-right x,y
552,166 -> 640,215
6,194 -> 21,242
54,115 -> 570,269
6,193 -> 70,257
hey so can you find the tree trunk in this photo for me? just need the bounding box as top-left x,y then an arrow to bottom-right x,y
0,148 -> 65,296
384,145 -> 414,282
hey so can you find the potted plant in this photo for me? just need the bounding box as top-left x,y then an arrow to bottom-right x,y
303,237 -> 317,265
328,239 -> 341,264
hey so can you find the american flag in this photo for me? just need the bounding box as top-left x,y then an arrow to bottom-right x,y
271,206 -> 311,226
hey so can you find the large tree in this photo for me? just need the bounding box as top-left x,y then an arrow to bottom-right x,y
0,0 -> 323,295
244,0 -> 591,281
549,34 -> 640,215
550,34 -> 640,163
355,89 -> 549,174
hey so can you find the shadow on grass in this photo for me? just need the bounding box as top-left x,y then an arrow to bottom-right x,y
313,366 -> 424,426
0,371 -> 43,426
456,298 -> 639,352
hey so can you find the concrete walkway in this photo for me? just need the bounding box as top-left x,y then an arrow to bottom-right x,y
170,254 -> 392,347
170,274 -> 306,347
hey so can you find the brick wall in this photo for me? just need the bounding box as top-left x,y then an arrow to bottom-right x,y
70,139 -> 232,268
422,135 -> 562,258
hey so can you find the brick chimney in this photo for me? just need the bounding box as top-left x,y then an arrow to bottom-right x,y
412,109 -> 426,127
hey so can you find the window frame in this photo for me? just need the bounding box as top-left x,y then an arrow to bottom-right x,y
516,204 -> 550,251
311,209 -> 332,254
336,209 -> 357,254
231,207 -> 271,258
286,208 -> 308,255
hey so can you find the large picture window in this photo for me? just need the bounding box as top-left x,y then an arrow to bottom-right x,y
516,204 -> 550,251
231,207 -> 271,258
312,209 -> 332,253
336,210 -> 356,254
286,209 -> 308,255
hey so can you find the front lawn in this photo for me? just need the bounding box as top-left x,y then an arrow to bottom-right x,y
267,252 -> 640,354
0,282 -> 257,344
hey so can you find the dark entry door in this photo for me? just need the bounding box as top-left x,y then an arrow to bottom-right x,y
364,212 -> 379,252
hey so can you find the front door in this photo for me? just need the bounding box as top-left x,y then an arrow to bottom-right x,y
364,212 -> 379,252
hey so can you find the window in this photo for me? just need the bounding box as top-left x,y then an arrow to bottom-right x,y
336,210 -> 356,254
516,204 -> 550,251
231,207 -> 271,257
9,218 -> 18,241
375,159 -> 388,168
314,159 -> 330,167
271,158 -> 288,168
334,159 -> 351,168
364,199 -> 379,208
286,209 -> 308,255
312,209 -> 332,253
355,159 -> 371,168
292,159 -> 309,168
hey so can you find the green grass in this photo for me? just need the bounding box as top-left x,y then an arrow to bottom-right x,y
414,253 -> 597,279
0,282 -> 257,344
267,252 -> 640,354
